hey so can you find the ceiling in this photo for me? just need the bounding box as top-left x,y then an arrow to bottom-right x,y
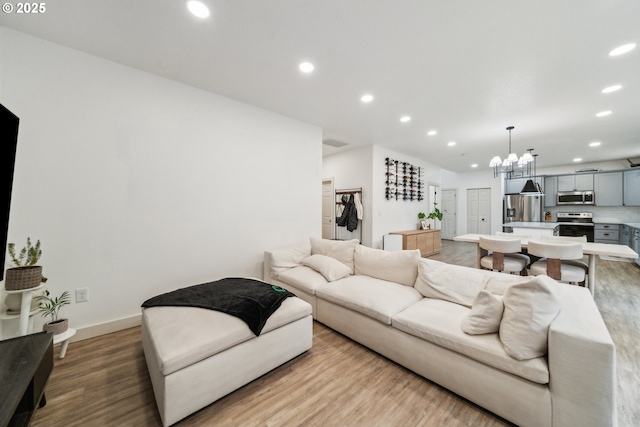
1,1 -> 640,172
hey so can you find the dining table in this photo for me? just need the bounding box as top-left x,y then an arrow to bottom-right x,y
453,233 -> 639,297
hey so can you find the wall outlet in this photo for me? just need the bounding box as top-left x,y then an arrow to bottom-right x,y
75,288 -> 89,303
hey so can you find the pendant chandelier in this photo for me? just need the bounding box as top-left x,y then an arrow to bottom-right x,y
489,126 -> 534,177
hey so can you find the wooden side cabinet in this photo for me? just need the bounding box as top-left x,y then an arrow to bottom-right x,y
390,229 -> 441,257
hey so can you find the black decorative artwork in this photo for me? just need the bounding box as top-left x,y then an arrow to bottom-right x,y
385,157 -> 423,201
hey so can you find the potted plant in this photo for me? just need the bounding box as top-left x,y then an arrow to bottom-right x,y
427,203 -> 444,229
37,290 -> 70,335
5,238 -> 47,291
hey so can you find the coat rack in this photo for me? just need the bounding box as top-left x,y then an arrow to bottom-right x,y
335,187 -> 363,242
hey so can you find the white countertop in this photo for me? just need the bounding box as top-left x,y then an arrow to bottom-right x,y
593,218 -> 623,224
624,222 -> 640,229
503,221 -> 559,229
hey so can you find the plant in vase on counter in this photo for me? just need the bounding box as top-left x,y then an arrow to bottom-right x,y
37,290 -> 70,335
418,212 -> 427,229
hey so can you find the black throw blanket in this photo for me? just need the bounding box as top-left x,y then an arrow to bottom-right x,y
141,277 -> 295,336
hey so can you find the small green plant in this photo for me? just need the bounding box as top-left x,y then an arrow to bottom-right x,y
8,237 -> 42,267
427,203 -> 444,221
37,290 -> 70,324
418,212 -> 426,219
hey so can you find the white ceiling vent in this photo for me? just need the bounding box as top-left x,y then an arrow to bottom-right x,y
322,138 -> 348,148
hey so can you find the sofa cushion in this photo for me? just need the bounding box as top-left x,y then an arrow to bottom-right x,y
276,265 -> 328,295
310,237 -> 359,274
500,275 -> 561,361
266,243 -> 311,276
461,290 -> 504,335
143,297 -> 312,376
302,254 -> 352,282
316,275 -> 423,325
392,298 -> 549,384
414,258 -> 490,307
354,245 -> 420,286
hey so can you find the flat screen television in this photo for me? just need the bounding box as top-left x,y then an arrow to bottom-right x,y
0,103 -> 19,281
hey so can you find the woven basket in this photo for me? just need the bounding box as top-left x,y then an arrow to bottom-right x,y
43,318 -> 68,335
4,266 -> 44,290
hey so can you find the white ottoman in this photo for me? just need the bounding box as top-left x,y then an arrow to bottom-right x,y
142,297 -> 313,426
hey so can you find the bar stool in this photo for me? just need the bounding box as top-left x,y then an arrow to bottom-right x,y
527,240 -> 586,286
479,236 -> 529,276
539,235 -> 589,288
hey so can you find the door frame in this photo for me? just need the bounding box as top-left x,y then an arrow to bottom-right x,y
441,188 -> 457,239
322,177 -> 335,239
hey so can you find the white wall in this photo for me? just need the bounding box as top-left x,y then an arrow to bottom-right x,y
371,146 -> 442,248
322,145 -> 373,245
441,168 -> 504,236
0,28 -> 321,337
322,145 -> 443,248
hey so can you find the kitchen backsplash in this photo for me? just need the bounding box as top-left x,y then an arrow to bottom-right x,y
547,205 -> 640,223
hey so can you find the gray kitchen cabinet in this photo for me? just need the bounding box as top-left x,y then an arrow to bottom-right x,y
558,173 -> 594,191
544,176 -> 557,206
594,172 -> 623,206
594,223 -> 620,244
623,169 -> 640,206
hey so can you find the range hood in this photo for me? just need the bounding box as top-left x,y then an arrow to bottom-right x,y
520,179 -> 544,194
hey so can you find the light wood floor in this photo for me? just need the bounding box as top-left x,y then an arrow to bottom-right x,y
31,240 -> 640,427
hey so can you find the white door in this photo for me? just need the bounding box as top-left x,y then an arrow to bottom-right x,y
441,189 -> 457,239
467,188 -> 491,234
478,188 -> 491,234
322,178 -> 334,239
467,189 -> 479,233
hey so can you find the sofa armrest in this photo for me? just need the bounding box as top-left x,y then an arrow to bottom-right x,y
263,243 -> 311,284
548,285 -> 616,427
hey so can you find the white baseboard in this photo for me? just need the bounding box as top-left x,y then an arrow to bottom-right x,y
72,313 -> 142,343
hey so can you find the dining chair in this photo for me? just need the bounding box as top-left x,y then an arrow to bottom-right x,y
479,236 -> 530,276
539,235 -> 589,287
527,240 -> 586,286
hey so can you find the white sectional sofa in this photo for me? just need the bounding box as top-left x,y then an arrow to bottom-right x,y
263,238 -> 617,427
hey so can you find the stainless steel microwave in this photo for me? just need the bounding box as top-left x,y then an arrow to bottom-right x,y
557,191 -> 595,205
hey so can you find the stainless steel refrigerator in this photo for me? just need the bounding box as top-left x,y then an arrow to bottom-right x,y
504,193 -> 544,223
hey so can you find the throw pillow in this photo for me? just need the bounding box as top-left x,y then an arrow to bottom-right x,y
310,237 -> 359,274
267,243 -> 311,276
461,290 -> 504,335
414,259 -> 490,307
302,254 -> 352,282
354,245 -> 420,286
499,275 -> 561,361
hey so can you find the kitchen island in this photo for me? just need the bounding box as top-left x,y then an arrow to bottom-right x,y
502,221 -> 559,239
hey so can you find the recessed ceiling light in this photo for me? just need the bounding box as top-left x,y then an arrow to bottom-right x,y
602,85 -> 622,94
361,94 -> 373,103
400,116 -> 411,123
609,43 -> 636,56
447,141 -> 456,146
187,1 -> 210,18
589,141 -> 601,147
471,164 -> 478,168
427,130 -> 437,136
573,158 -> 583,162
299,62 -> 314,73
595,110 -> 612,117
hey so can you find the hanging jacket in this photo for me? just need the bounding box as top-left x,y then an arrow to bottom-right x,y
354,192 -> 364,220
337,194 -> 358,232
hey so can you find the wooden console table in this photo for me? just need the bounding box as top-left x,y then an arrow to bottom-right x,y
0,332 -> 53,427
390,229 -> 441,257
